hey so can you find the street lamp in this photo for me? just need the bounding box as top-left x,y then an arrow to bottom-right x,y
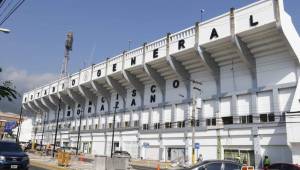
111,102 -> 119,158
0,28 -> 10,34
179,79 -> 202,165
53,98 -> 62,158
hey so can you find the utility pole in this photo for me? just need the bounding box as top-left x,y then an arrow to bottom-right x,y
191,95 -> 196,164
179,79 -> 201,165
40,112 -> 46,146
52,98 -> 62,158
61,32 -> 73,77
191,80 -> 202,165
76,107 -> 83,155
111,103 -> 118,158
16,106 -> 23,143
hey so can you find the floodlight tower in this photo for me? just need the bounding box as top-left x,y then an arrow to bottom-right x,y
61,32 -> 73,77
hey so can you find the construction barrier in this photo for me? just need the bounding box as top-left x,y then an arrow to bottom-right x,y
241,166 -> 254,170
57,151 -> 71,167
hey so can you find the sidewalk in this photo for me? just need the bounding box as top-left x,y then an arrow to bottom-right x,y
29,153 -> 94,170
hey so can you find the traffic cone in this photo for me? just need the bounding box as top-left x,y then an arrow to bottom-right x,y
156,164 -> 160,170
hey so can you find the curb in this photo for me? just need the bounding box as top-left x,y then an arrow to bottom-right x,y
30,160 -> 69,170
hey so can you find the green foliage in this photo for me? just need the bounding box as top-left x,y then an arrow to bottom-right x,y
0,67 -> 19,101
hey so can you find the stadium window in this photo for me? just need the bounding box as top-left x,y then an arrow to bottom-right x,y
116,122 -> 121,128
125,121 -> 130,128
108,123 -> 113,128
95,124 -> 98,129
88,107 -> 92,113
143,124 -> 149,130
239,115 -> 253,124
268,113 -> 275,122
206,118 -> 216,126
196,119 -> 200,127
165,122 -> 172,129
260,113 -> 275,123
222,116 -> 233,125
67,111 -> 71,116
154,123 -> 160,129
177,121 -> 185,128
89,101 -> 92,105
134,120 -> 139,127
191,119 -> 195,127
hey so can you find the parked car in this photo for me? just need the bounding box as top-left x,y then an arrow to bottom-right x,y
268,163 -> 300,170
0,141 -> 30,170
183,160 -> 242,170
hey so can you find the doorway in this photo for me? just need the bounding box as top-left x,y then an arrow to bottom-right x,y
167,148 -> 185,162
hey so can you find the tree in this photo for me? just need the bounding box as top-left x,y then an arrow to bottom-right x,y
0,67 -> 18,101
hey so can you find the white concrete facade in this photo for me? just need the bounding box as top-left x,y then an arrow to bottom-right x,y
22,0 -> 300,168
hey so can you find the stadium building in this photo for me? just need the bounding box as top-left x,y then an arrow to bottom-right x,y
22,0 -> 300,167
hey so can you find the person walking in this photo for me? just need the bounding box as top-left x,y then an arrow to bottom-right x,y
197,154 -> 203,162
263,155 -> 271,170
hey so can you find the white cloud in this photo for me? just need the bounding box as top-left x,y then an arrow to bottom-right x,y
0,67 -> 58,113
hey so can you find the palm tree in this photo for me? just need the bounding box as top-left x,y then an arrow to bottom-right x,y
0,67 -> 18,101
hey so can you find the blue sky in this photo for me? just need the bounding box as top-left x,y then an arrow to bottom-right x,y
0,0 -> 300,77
1,0 -> 300,113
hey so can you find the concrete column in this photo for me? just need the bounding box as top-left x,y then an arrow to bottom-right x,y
184,132 -> 189,163
120,133 -> 123,151
137,133 -> 141,158
139,110 -> 143,129
160,107 -> 164,129
232,94 -> 239,124
198,99 -> 205,127
185,103 -> 190,127
159,133 -> 164,161
171,104 -> 176,128
215,98 -> 223,126
149,108 -> 153,130
252,127 -> 262,169
121,112 -> 125,128
273,88 -> 281,122
251,92 -> 259,123
129,110 -> 133,127
104,132 -> 107,156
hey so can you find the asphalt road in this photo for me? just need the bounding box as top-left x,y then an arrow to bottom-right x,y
29,165 -> 49,170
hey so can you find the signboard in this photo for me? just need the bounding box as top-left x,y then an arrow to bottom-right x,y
195,143 -> 200,149
4,121 -> 17,133
143,142 -> 150,148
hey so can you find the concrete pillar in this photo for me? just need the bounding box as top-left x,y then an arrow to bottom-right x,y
159,133 -> 164,161
130,110 -> 133,127
232,94 -> 239,124
273,88 -> 281,122
149,108 -> 153,130
251,92 -> 259,123
252,127 -> 262,168
198,99 -> 205,127
171,104 -> 176,128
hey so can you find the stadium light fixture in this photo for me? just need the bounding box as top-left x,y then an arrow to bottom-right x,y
0,28 -> 10,33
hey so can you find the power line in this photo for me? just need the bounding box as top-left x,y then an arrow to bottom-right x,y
0,0 -> 6,9
0,0 -> 14,18
0,0 -> 25,26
